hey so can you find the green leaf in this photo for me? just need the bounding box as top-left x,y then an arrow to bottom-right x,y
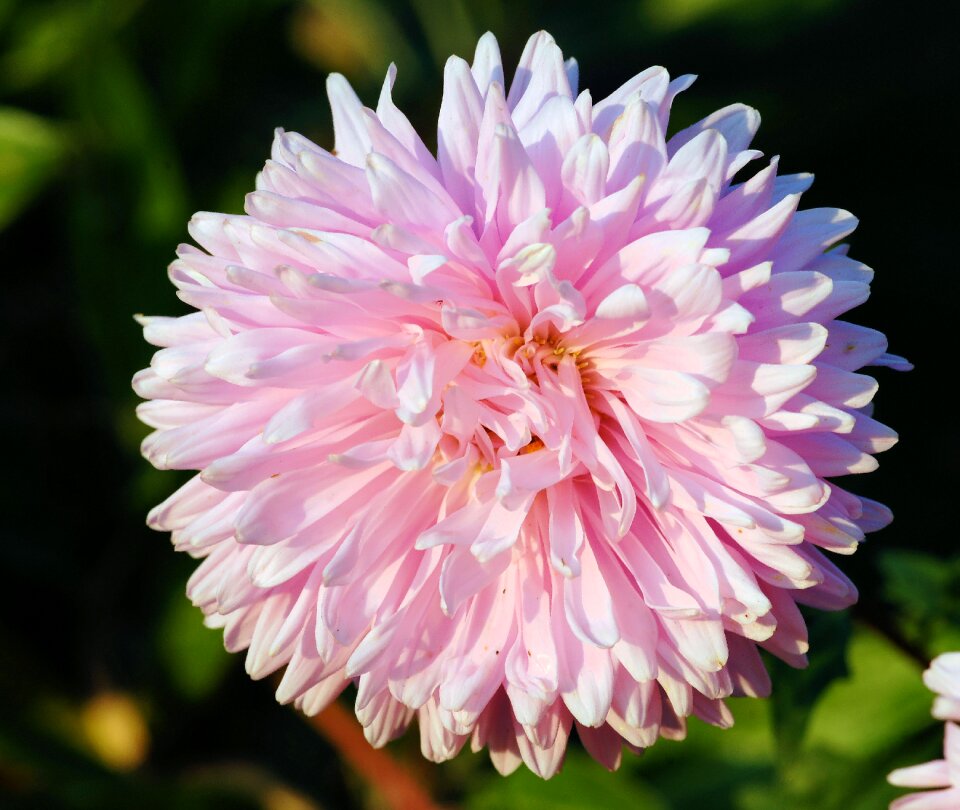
632,696 -> 775,810
638,0 -> 838,32
0,0 -> 140,91
70,44 -> 188,240
157,590 -> 233,701
879,550 -> 960,657
768,609 -> 851,762
467,749 -> 668,810
0,107 -> 64,229
803,624 -> 932,759
409,0 -> 480,69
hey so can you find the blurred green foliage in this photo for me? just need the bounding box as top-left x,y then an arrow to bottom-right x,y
0,0 -> 955,807
157,588 -> 233,702
880,550 -> 960,656
0,105 -> 63,228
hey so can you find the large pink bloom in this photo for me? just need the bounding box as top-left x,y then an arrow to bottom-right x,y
135,31 -> 907,776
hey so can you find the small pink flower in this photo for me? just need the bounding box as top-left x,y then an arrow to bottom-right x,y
926,654 -> 960,722
135,31 -> 906,776
888,723 -> 960,809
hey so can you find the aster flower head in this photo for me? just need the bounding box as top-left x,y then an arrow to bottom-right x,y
135,31 -> 907,776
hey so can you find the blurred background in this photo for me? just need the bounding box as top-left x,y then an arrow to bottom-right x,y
0,0 -> 955,807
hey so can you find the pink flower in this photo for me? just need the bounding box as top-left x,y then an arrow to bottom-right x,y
927,654 -> 960,722
135,31 -> 907,776
888,654 -> 960,808
888,723 -> 960,808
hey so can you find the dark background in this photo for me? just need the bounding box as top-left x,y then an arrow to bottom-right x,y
1,0 -> 956,807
